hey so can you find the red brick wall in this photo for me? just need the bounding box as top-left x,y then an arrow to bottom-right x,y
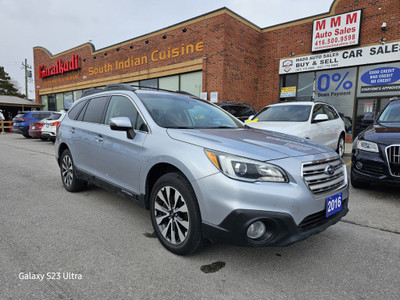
258,0 -> 400,111
34,0 -> 400,110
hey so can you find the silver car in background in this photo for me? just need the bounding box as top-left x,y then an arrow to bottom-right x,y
55,84 -> 349,255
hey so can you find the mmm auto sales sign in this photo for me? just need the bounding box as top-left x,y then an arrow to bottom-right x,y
312,10 -> 361,52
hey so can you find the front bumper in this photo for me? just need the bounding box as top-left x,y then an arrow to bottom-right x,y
202,199 -> 348,246
351,149 -> 400,184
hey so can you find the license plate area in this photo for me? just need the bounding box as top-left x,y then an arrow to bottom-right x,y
326,192 -> 342,218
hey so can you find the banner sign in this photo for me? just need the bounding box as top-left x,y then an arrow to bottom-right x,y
279,42 -> 400,74
312,10 -> 361,52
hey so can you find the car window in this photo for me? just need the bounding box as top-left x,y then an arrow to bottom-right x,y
82,96 -> 109,123
221,105 -> 254,117
255,105 -> 311,122
68,100 -> 87,120
322,105 -> 335,120
312,104 -> 325,120
33,113 -> 51,119
105,95 -> 146,131
325,105 -> 340,119
379,101 -> 400,122
47,113 -> 62,120
138,92 -> 242,129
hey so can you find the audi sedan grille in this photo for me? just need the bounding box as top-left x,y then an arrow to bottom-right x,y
386,145 -> 400,177
302,157 -> 346,195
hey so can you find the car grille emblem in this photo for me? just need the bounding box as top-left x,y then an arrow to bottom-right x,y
324,165 -> 335,175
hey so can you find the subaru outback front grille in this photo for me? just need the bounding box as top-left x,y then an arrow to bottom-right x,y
302,157 -> 346,195
386,145 -> 400,177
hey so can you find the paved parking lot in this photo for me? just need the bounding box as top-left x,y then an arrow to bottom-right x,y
1,133 -> 399,299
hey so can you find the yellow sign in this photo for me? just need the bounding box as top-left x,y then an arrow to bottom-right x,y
88,41 -> 204,76
280,86 -> 296,97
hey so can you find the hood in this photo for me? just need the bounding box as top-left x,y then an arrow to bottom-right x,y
360,123 -> 400,145
167,127 -> 330,161
246,121 -> 308,135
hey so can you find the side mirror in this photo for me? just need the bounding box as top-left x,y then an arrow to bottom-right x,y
110,117 -> 135,139
313,113 -> 329,123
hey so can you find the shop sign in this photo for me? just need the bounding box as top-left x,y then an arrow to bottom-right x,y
39,54 -> 80,78
280,86 -> 296,97
312,10 -> 361,52
360,67 -> 400,85
357,62 -> 400,97
279,42 -> 400,74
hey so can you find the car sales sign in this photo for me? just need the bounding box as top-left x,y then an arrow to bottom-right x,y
312,10 -> 361,52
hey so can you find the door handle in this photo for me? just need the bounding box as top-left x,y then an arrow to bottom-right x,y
95,135 -> 104,142
70,128 -> 75,134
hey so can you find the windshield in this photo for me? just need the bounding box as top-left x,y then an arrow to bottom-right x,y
254,105 -> 311,122
378,101 -> 400,123
137,92 -> 243,129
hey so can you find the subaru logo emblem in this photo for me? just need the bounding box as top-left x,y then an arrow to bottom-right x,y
324,165 -> 335,175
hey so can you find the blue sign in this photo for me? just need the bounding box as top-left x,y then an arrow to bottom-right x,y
361,67 -> 400,86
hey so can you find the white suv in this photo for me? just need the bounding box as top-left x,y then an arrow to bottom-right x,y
41,111 -> 66,142
246,102 -> 346,156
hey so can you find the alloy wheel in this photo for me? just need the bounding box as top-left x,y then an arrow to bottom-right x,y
153,186 -> 189,245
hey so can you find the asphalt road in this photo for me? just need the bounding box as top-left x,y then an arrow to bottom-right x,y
1,133 -> 399,300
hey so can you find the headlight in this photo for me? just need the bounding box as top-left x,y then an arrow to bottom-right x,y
357,140 -> 379,153
205,150 -> 288,183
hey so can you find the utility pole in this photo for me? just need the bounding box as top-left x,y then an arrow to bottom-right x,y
21,59 -> 32,99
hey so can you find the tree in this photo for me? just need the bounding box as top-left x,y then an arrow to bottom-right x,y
0,66 -> 26,98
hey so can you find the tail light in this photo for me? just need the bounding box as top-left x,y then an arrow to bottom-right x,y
56,122 -> 62,133
50,121 -> 60,126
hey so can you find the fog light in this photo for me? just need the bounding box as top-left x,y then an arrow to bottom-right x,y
247,221 -> 266,240
355,161 -> 363,169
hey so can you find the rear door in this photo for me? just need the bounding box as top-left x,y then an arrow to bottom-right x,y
71,96 -> 109,177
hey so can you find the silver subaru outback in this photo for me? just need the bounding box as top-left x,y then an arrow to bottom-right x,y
55,84 -> 349,255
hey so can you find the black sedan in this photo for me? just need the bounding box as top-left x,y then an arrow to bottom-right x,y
351,97 -> 400,188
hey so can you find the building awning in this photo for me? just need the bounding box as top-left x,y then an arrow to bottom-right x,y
0,95 -> 44,110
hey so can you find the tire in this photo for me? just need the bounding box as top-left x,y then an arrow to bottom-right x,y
60,149 -> 87,192
350,169 -> 368,189
150,172 -> 203,255
336,134 -> 345,157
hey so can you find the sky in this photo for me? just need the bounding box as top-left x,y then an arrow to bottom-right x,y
0,0 -> 334,99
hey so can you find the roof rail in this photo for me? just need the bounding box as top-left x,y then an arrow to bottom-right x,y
80,83 -> 196,98
81,84 -> 136,98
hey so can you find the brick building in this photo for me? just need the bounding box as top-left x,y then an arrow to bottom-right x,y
34,0 -> 400,141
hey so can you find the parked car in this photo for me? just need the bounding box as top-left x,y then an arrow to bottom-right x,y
56,84 -> 348,255
351,97 -> 400,188
41,111 -> 66,142
28,121 -> 45,139
246,102 -> 346,156
12,111 -> 54,138
215,102 -> 256,122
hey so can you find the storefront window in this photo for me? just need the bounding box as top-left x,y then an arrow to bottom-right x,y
180,71 -> 202,97
64,92 -> 73,110
48,95 -> 56,111
297,72 -> 314,101
56,93 -> 64,111
140,79 -> 158,90
73,90 -> 82,101
41,95 -> 48,110
279,74 -> 297,101
159,75 -> 179,92
315,67 -> 357,133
